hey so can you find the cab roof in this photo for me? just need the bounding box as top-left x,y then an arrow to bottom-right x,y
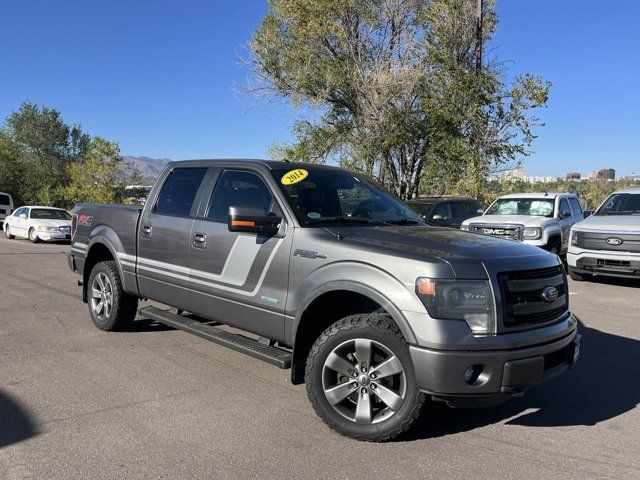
614,186 -> 640,194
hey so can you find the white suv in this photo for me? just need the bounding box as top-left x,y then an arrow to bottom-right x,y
568,187 -> 640,281
461,192 -> 584,255
0,192 -> 14,224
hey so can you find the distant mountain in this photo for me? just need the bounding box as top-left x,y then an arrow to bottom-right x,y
123,156 -> 172,179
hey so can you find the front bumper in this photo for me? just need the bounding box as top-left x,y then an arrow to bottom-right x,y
37,231 -> 71,241
568,248 -> 640,277
410,327 -> 580,407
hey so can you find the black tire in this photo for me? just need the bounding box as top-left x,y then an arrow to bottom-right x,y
87,260 -> 138,331
305,313 -> 425,442
28,227 -> 40,243
5,225 -> 15,239
568,266 -> 586,282
547,237 -> 561,256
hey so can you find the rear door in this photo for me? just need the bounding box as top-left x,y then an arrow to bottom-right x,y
187,167 -> 292,341
136,166 -> 209,310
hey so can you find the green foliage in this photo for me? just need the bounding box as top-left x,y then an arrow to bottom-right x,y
0,102 -> 132,208
475,179 -> 640,210
251,0 -> 550,199
56,137 -> 127,207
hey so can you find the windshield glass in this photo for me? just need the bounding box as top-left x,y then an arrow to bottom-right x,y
596,193 -> 640,215
485,198 -> 554,218
271,167 -> 423,227
30,208 -> 72,220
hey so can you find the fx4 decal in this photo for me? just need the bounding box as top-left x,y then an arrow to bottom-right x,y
78,214 -> 93,227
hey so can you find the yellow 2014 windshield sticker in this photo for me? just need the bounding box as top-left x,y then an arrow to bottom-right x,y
281,168 -> 308,185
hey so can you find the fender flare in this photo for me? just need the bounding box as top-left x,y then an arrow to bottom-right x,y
83,226 -> 130,300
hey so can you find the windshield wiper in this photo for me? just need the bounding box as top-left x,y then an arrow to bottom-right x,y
306,217 -> 386,226
383,218 -> 421,225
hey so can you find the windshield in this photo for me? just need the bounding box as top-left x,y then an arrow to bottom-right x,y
486,198 -> 554,218
271,167 -> 423,227
596,193 -> 640,215
30,208 -> 72,220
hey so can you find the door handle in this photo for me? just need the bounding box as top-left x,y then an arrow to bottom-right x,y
141,225 -> 152,238
193,232 -> 207,248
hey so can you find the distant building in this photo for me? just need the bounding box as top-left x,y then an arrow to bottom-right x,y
566,172 -> 581,180
596,168 -> 616,180
523,176 -> 559,184
622,173 -> 640,181
504,167 -> 526,179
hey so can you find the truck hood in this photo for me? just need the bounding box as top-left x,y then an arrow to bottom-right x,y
462,214 -> 553,227
574,214 -> 640,232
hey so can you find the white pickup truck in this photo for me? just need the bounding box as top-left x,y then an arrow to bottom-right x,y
568,187 -> 640,281
461,192 -> 584,255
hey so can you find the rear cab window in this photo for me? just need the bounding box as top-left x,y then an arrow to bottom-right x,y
154,167 -> 208,217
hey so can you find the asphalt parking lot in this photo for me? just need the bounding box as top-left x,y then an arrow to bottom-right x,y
1,235 -> 639,479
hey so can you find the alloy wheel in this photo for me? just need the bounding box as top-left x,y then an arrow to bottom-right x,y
90,272 -> 114,320
321,338 -> 406,425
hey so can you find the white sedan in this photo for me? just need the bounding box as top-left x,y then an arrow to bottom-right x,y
4,206 -> 72,243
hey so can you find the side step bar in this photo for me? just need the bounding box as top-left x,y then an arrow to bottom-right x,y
138,306 -> 292,369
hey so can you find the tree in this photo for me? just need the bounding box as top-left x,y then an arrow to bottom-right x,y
0,102 -> 90,205
56,137 -> 126,207
250,0 -> 550,199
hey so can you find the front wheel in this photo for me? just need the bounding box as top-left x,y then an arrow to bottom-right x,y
28,228 -> 40,243
5,225 -> 15,239
305,313 -> 425,442
88,261 -> 138,331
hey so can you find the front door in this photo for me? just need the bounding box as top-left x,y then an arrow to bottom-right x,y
557,198 -> 574,251
187,168 -> 292,342
136,166 -> 209,309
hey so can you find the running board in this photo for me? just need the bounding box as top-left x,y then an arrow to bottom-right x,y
138,306 -> 292,369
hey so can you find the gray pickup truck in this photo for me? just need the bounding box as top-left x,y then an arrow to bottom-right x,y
68,159 -> 581,441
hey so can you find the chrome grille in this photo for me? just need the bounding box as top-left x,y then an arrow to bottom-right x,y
574,231 -> 640,253
470,224 -> 523,241
498,266 -> 569,330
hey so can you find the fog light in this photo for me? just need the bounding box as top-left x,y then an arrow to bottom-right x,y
463,366 -> 475,383
463,364 -> 486,385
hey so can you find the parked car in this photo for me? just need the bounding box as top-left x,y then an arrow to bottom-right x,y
0,192 -> 14,224
568,187 -> 640,281
68,160 -> 580,442
4,206 -> 72,243
407,197 -> 484,228
461,192 -> 584,255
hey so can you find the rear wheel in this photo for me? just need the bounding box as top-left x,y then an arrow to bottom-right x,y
305,313 -> 425,442
5,225 -> 15,239
88,261 -> 138,331
28,228 -> 40,243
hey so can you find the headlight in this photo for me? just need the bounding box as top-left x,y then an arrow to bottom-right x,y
522,227 -> 542,239
415,278 -> 494,334
37,225 -> 58,232
571,231 -> 578,246
460,225 -> 469,231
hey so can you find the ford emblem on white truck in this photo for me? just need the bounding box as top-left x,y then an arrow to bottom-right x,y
606,237 -> 623,245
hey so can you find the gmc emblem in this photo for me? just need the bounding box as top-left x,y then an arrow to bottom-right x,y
483,228 -> 505,235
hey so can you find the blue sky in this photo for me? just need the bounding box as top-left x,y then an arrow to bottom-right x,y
0,0 -> 638,177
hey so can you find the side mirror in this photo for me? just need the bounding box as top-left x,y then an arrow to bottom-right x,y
558,211 -> 570,219
228,206 -> 281,236
477,208 -> 485,214
583,210 -> 594,218
19,213 -> 27,219
431,214 -> 444,221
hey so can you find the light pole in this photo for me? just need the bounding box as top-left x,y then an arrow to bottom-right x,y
475,0 -> 483,75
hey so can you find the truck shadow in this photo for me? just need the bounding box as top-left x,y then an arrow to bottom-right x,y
0,389 -> 39,448
403,321 -> 640,441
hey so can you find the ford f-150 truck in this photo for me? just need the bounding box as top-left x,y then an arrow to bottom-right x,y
68,160 -> 581,441
568,187 -> 640,280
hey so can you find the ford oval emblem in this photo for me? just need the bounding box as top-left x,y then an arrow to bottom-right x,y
606,237 -> 623,246
540,286 -> 559,303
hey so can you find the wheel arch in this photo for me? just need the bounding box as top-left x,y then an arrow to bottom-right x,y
82,228 -> 129,302
290,282 -> 417,385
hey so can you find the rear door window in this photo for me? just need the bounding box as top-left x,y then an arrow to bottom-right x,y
451,202 -> 467,219
154,167 -> 208,217
569,197 -> 583,216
